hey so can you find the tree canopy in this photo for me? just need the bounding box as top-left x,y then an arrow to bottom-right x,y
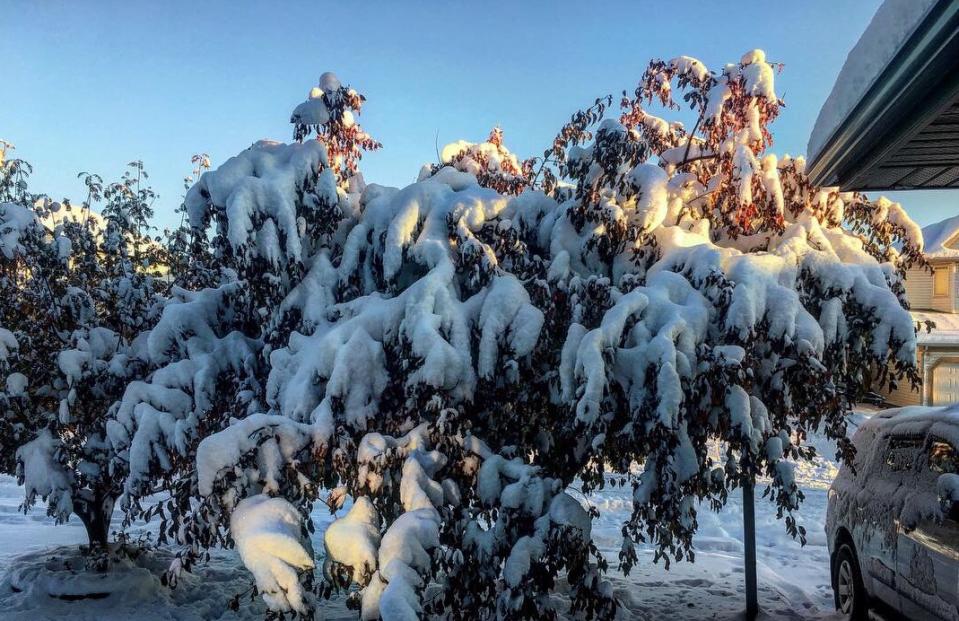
0,50 -> 925,620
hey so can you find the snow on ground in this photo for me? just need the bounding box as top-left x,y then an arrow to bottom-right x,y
0,421 -> 862,620
584,416 -> 869,621
0,475 -> 350,621
591,488 -> 836,621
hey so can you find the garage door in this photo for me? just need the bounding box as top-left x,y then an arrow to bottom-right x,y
933,362 -> 959,405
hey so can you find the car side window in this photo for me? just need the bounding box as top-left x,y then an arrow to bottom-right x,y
885,435 -> 923,472
928,438 -> 958,475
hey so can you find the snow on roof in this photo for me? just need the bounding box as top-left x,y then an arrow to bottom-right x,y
921,212 -> 959,259
807,0 -> 937,161
913,310 -> 959,345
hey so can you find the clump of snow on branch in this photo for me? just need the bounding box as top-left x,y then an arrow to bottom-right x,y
107,282 -> 262,504
230,494 -> 315,613
16,430 -> 74,521
427,127 -> 533,195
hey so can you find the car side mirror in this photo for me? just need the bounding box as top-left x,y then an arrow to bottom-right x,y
937,473 -> 959,521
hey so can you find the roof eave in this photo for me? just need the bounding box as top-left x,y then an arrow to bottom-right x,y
807,0 -> 959,190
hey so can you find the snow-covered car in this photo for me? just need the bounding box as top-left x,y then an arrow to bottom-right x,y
826,406 -> 959,620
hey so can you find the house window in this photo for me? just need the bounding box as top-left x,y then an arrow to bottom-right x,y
934,267 -> 949,297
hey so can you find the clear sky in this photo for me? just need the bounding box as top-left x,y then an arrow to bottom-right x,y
2,0 -> 954,231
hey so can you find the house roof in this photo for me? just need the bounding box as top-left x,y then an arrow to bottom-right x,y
806,0 -> 959,190
912,310 -> 959,345
922,213 -> 959,259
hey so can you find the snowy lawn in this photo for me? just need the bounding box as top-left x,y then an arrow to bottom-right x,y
591,485 -> 837,620
0,428 -> 850,621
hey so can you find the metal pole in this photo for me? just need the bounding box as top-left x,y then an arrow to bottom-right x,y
743,481 -> 759,620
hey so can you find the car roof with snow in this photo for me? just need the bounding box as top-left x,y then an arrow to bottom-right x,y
854,404 -> 959,450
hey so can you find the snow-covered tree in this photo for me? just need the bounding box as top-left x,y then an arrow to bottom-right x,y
98,161 -> 168,339
163,153 -> 219,291
0,157 -> 165,549
129,54 -> 926,621
4,51 -> 926,618
0,140 -> 32,205
106,76 -> 382,559
291,71 -> 382,190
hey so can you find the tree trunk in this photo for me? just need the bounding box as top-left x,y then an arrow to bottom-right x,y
76,494 -> 115,550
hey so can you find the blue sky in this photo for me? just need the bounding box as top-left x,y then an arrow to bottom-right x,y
2,0 -> 953,230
